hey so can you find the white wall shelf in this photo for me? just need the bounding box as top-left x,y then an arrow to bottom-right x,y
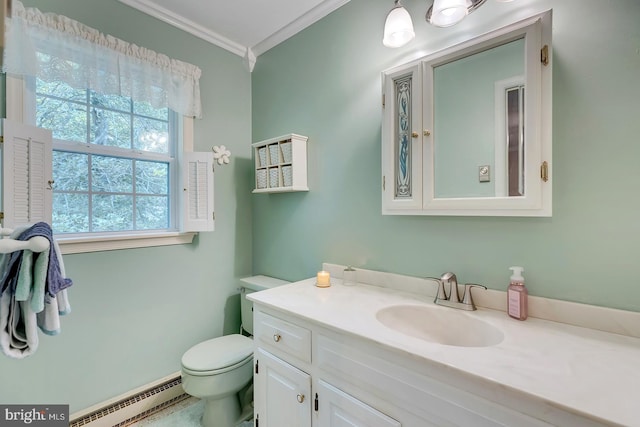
252,134 -> 308,193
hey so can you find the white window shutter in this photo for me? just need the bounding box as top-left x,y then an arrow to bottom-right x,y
181,151 -> 214,232
1,119 -> 53,229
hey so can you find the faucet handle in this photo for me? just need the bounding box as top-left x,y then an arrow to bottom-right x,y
462,283 -> 487,309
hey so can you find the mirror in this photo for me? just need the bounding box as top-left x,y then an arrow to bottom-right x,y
433,38 -> 524,199
382,10 -> 552,216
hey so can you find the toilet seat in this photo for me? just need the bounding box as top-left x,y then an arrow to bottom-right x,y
182,334 -> 253,376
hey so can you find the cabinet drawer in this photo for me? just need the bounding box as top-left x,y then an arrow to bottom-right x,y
255,311 -> 311,363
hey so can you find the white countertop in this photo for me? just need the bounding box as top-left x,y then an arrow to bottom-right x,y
249,277 -> 640,426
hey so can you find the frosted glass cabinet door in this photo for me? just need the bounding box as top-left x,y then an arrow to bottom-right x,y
254,348 -> 311,427
317,380 -> 401,427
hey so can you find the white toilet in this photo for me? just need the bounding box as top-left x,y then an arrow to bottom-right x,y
181,275 -> 288,427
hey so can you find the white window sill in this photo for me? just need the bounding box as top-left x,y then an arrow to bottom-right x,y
57,231 -> 197,254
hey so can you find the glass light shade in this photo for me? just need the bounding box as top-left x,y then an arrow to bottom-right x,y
430,0 -> 468,27
383,5 -> 415,48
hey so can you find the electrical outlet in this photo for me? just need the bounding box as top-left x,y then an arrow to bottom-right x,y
479,165 -> 490,182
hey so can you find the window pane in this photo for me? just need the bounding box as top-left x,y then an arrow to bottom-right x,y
134,100 -> 168,121
53,151 -> 89,191
91,109 -> 132,148
91,91 -> 132,113
53,193 -> 89,233
92,156 -> 133,193
136,196 -> 169,229
36,97 -> 87,143
136,161 -> 168,195
134,117 -> 169,153
92,195 -> 133,231
37,78 -> 86,102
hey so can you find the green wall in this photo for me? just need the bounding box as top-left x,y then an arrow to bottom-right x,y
0,0 -> 253,413
252,0 -> 640,312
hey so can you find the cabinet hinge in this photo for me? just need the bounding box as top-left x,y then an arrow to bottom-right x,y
314,393 -> 319,412
0,212 -> 3,221
255,360 -> 259,374
212,212 -> 215,221
382,175 -> 386,191
0,136 -> 4,143
540,161 -> 549,182
540,45 -> 549,66
255,414 -> 259,427
382,94 -> 385,108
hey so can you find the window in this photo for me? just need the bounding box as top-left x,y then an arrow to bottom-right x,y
3,77 -> 214,253
35,76 -> 177,235
1,2 -> 213,253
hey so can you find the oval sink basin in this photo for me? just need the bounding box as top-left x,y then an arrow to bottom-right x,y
376,304 -> 504,347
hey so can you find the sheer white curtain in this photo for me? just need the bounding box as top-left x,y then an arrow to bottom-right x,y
3,1 -> 202,118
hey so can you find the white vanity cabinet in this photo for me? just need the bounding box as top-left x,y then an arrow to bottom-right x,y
253,308 -> 402,427
316,380 -> 400,427
252,299 -> 609,427
254,348 -> 311,427
253,310 -> 312,427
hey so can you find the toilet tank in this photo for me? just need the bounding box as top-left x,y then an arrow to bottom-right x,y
240,275 -> 289,335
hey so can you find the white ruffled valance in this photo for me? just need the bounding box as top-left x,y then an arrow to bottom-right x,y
3,1 -> 202,118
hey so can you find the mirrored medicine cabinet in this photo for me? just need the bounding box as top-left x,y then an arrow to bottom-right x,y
381,10 -> 552,216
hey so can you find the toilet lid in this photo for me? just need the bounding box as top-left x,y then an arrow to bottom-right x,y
182,334 -> 253,372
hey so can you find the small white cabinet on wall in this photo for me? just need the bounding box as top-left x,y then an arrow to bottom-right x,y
252,134 -> 308,193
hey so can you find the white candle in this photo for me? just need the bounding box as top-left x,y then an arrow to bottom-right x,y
316,270 -> 331,287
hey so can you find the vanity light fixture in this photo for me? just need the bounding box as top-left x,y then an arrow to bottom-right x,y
428,0 -> 470,27
426,0 -> 487,27
384,0 -> 517,47
383,0 -> 415,48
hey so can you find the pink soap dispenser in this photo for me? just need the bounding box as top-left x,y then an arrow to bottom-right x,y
507,266 -> 528,320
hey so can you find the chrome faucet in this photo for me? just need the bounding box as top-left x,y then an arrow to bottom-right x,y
431,272 -> 486,311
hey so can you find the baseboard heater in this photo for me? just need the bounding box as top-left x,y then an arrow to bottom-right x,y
69,372 -> 189,427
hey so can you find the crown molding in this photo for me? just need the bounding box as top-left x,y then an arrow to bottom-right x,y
118,0 -> 351,68
251,0 -> 351,56
117,0 -> 246,57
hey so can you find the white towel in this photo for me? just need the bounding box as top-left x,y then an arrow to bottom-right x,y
0,291 -> 39,359
37,294 -> 61,336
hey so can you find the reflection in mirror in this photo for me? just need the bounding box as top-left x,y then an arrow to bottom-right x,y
506,84 -> 524,197
433,38 -> 524,199
494,76 -> 525,197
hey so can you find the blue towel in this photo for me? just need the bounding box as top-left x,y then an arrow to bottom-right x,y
16,222 -> 72,297
0,226 -> 28,296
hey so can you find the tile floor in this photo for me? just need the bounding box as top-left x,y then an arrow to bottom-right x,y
127,397 -> 253,427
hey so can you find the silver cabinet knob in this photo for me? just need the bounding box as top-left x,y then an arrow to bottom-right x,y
273,333 -> 281,342
297,394 -> 305,403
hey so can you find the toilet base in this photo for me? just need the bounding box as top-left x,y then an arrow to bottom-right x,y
201,394 -> 241,427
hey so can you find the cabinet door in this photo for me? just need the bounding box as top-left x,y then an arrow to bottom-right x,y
382,64 -> 423,213
254,348 -> 311,427
317,380 -> 401,427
